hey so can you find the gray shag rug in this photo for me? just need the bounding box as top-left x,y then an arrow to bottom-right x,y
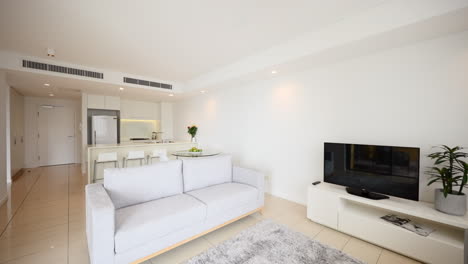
185,220 -> 363,264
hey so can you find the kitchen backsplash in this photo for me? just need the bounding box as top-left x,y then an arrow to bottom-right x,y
120,119 -> 160,141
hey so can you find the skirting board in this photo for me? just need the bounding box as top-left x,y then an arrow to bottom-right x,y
12,168 -> 25,181
0,195 -> 7,207
131,207 -> 264,264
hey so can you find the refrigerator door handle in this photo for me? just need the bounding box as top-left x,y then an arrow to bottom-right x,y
94,130 -> 97,145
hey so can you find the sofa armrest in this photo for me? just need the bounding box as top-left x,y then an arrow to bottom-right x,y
233,166 -> 265,206
86,183 -> 115,264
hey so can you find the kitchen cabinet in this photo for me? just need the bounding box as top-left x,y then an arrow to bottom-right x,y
120,99 -> 160,120
87,94 -> 120,110
87,94 -> 105,109
160,102 -> 173,139
105,96 -> 120,110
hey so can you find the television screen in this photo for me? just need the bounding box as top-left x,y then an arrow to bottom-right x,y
324,142 -> 420,200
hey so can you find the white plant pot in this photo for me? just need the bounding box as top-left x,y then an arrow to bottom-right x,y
434,189 -> 466,216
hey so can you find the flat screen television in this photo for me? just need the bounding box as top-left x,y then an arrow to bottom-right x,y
324,142 -> 420,201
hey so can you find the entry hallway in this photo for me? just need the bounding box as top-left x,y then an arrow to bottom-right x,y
0,165 -> 419,264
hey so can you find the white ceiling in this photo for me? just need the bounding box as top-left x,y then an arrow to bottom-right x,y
2,0 -> 467,101
0,0 -> 383,82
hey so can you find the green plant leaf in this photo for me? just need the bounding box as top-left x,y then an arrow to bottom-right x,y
427,178 -> 441,186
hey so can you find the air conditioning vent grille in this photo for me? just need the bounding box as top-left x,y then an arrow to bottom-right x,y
124,77 -> 172,90
22,60 -> 104,79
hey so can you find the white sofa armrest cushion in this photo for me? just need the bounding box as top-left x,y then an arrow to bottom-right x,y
104,160 -> 183,209
182,155 -> 233,192
85,183 -> 115,264
233,166 -> 265,205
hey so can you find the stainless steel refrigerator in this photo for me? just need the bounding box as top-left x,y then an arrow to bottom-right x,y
91,115 -> 118,144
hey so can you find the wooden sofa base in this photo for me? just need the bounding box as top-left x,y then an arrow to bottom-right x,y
131,207 -> 264,264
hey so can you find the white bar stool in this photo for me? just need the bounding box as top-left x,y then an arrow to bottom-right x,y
147,149 -> 168,164
93,152 -> 118,183
123,150 -> 146,167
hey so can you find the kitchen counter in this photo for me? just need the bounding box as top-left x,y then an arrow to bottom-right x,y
87,141 -> 196,183
87,141 -> 193,149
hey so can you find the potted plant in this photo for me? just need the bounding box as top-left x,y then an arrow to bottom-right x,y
187,125 -> 198,143
427,145 -> 468,216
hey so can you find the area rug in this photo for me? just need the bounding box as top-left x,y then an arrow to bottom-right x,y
185,219 -> 363,264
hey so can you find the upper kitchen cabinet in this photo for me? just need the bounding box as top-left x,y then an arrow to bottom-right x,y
87,94 -> 120,110
104,96 -> 120,110
120,99 -> 160,120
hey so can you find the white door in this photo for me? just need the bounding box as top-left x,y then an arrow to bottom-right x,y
38,106 -> 76,166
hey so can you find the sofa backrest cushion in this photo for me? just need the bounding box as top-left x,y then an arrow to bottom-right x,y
104,160 -> 183,209
182,155 -> 232,192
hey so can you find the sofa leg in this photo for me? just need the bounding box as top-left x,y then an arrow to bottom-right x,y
259,208 -> 264,215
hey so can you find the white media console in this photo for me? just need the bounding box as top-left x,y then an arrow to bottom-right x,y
307,183 -> 468,264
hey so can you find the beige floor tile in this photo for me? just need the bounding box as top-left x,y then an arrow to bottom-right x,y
0,223 -> 68,242
342,238 -> 382,264
1,244 -> 68,264
288,218 -> 324,238
149,237 -> 212,264
314,227 -> 351,250
203,216 -> 260,245
0,232 -> 67,263
0,169 -> 41,233
249,212 -> 265,221
269,206 -> 308,227
377,249 -> 421,264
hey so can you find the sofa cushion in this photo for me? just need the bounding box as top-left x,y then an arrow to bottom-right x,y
104,160 -> 183,209
186,182 -> 258,219
114,194 -> 206,253
182,155 -> 233,192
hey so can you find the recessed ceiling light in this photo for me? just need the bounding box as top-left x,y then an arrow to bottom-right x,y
44,83 -> 50,86
168,94 -> 174,97
200,90 -> 206,94
271,70 -> 277,74
119,87 -> 124,91
47,48 -> 55,57
49,93 -> 54,97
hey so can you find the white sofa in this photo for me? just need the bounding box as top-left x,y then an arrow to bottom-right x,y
85,155 -> 264,264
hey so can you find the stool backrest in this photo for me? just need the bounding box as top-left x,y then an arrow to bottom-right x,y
127,150 -> 145,159
97,152 -> 118,162
152,149 -> 168,162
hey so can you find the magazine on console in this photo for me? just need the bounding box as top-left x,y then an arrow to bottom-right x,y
381,214 -> 435,237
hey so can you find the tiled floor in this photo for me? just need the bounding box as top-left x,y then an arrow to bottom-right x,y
0,164 -> 421,264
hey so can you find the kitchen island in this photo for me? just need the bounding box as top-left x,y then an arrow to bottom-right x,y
87,141 -> 196,183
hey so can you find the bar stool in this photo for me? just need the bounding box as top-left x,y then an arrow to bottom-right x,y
93,152 -> 118,183
147,149 -> 168,164
123,150 -> 146,167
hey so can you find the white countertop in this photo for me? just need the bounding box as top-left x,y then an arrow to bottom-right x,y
88,141 -> 194,149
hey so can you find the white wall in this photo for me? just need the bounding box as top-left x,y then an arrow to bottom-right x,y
24,96 -> 82,168
9,88 -> 24,179
0,71 -> 10,205
174,31 -> 468,205
81,93 -> 87,173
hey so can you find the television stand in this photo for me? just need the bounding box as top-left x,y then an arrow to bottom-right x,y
346,187 -> 389,200
308,183 -> 467,264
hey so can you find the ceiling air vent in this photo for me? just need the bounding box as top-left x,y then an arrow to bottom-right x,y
123,77 -> 172,90
22,60 -> 104,79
